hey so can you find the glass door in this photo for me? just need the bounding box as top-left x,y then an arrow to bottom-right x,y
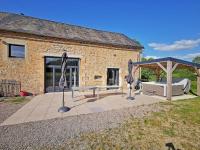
107,68 -> 119,86
45,67 -> 54,92
65,68 -> 71,89
71,68 -> 79,87
54,68 -> 62,92
45,57 -> 79,93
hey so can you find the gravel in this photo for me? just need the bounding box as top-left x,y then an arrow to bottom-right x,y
0,103 -> 167,150
0,101 -> 28,124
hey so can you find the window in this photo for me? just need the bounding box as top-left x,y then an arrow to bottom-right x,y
107,68 -> 119,86
9,44 -> 25,58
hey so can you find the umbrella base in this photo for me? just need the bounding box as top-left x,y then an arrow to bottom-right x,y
127,96 -> 135,100
58,106 -> 71,113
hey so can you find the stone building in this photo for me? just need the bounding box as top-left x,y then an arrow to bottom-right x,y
0,12 -> 143,95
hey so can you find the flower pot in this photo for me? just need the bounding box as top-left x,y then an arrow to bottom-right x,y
19,91 -> 28,97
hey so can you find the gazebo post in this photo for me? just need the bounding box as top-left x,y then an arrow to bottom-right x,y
198,76 -> 200,96
197,69 -> 200,96
167,61 -> 172,100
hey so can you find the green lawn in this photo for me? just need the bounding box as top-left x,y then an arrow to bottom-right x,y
66,97 -> 200,150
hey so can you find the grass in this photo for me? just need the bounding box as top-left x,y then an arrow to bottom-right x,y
190,80 -> 197,94
65,97 -> 200,150
1,96 -> 30,104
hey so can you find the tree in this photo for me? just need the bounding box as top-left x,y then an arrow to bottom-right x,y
141,57 -> 155,81
192,56 -> 200,64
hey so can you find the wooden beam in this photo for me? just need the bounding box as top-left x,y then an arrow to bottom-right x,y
171,63 -> 179,73
157,62 -> 167,73
197,68 -> 200,96
197,76 -> 200,96
167,61 -> 172,100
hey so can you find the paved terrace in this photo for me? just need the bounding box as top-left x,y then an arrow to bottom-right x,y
1,91 -> 196,126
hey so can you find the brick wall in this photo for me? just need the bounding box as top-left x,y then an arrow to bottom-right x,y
0,32 -> 141,95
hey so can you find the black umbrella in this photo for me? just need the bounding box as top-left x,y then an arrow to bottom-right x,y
58,52 -> 70,112
126,59 -> 134,100
126,59 -> 134,84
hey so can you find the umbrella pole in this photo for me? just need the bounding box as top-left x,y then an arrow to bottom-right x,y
62,88 -> 64,107
58,52 -> 71,113
126,59 -> 134,100
127,84 -> 134,100
58,88 -> 70,112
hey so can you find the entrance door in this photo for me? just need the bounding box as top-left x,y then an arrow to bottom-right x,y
45,57 -> 79,92
107,68 -> 119,86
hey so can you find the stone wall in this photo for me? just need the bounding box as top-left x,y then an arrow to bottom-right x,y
0,32 -> 141,95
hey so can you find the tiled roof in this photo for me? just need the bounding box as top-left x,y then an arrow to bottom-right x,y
0,12 -> 143,49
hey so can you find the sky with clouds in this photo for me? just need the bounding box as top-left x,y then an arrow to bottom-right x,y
0,0 -> 200,61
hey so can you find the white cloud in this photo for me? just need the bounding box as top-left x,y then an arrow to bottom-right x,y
175,52 -> 200,59
148,38 -> 200,51
145,55 -> 160,59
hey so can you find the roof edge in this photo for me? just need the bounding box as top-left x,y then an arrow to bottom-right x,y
132,57 -> 200,69
0,11 -> 144,48
0,29 -> 143,50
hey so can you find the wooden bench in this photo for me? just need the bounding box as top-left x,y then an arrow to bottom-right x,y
71,85 -> 123,99
0,80 -> 21,97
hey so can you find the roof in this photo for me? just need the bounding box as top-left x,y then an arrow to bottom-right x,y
0,12 -> 143,49
132,57 -> 200,69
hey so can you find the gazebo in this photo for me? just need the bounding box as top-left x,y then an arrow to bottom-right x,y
131,57 -> 200,100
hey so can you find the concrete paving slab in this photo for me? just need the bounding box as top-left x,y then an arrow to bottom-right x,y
1,91 -> 195,126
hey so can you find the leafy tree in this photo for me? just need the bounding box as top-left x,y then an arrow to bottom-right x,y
192,56 -> 200,64
141,57 -> 155,81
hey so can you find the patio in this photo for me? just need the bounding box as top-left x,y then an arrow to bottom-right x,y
0,91 -> 196,126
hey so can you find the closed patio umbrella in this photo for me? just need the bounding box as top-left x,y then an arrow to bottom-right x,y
58,52 -> 70,112
126,59 -> 134,100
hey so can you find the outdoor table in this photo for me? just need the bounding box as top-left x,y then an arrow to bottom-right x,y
71,85 -> 123,99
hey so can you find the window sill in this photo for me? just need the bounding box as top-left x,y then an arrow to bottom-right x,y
8,57 -> 25,60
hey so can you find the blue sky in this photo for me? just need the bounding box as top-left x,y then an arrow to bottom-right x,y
1,0 -> 200,61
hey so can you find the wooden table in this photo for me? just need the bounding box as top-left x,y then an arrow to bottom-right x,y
71,85 -> 123,99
